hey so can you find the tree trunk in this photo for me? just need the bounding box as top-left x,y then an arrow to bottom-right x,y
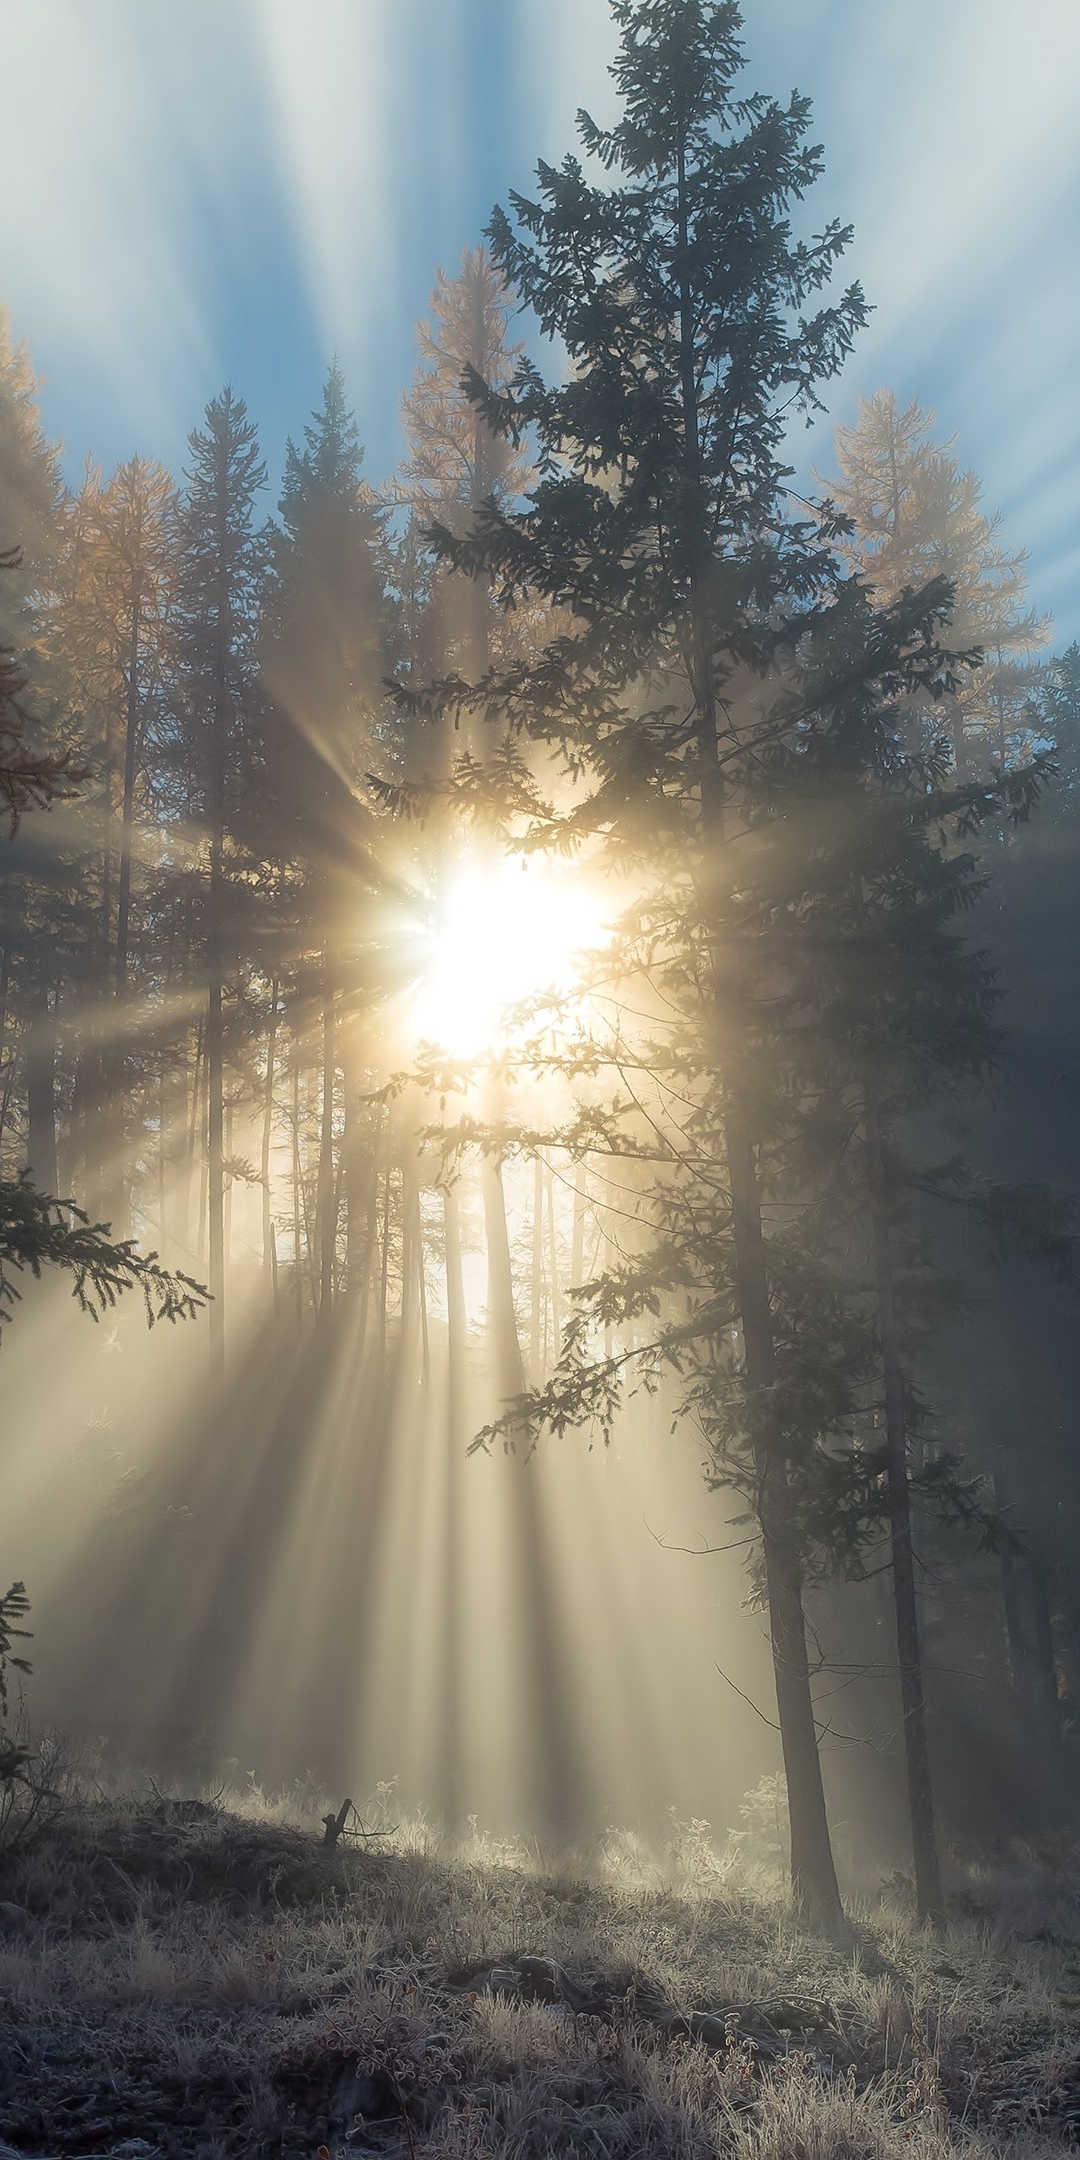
115,589 -> 141,1001
354,1158 -> 380,1359
672,117 -> 843,1939
444,1183 -> 467,1420
341,1025 -> 367,1308
1028,1551 -> 1066,1801
261,977 -> 280,1312
481,1154 -> 525,1406
547,1159 -> 562,1357
25,982 -> 58,1197
440,1179 -> 468,1831
157,1057 -> 168,1262
206,641 -> 226,1370
571,1159 -> 586,1290
530,1151 -> 544,1377
864,1082 -> 945,1930
726,1109 -> 845,1935
206,964 -> 224,1371
185,1017 -> 204,1261
377,1165 -> 392,1371
291,1048 -> 305,1324
992,1463 -> 1028,1689
316,954 -> 337,1325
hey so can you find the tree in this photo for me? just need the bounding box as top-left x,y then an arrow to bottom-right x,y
260,363 -> 389,1324
0,550 -> 209,1344
0,306 -> 66,670
0,550 -> 85,832
0,314 -> 82,1207
826,391 -> 1049,776
407,0 -> 872,1934
178,389 -> 267,1369
396,248 -> 540,1404
0,1170 -> 205,1332
55,460 -> 178,1227
751,585 -> 1055,1926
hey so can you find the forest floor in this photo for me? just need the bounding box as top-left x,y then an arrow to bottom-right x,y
0,1762 -> 1076,2159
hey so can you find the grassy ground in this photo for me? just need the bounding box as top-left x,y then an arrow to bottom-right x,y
0,1760 -> 1075,2159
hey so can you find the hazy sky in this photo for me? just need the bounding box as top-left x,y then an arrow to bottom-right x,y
3,0 -> 1078,638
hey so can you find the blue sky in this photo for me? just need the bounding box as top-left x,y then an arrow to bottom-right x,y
3,0 -> 1079,640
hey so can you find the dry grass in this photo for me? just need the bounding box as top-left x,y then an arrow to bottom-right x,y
0,1768 -> 1074,2158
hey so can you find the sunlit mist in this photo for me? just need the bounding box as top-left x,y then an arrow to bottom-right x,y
409,848 -> 610,1058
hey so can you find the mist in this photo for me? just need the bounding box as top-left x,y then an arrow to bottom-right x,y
1,5 -> 1080,2155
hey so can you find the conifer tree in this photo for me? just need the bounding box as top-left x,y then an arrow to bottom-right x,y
0,307 -> 66,669
409,0 -> 871,1933
0,313 -> 77,1205
261,362 -> 388,1323
398,250 -> 538,1404
827,391 -> 1048,775
178,389 -> 266,1369
58,459 -> 177,1227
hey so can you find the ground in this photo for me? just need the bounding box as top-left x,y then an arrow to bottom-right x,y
0,1767 -> 1075,2159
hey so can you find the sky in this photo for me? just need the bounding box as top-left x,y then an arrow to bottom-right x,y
2,0 -> 1079,640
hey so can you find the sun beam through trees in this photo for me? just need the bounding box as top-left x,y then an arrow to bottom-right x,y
0,0 -> 1079,1958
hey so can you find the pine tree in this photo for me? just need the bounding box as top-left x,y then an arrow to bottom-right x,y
0,306 -> 66,669
408,0 -> 871,1935
0,313 -> 78,1206
397,250 -> 540,1407
178,389 -> 266,1370
260,363 -> 389,1325
57,458 -> 177,1227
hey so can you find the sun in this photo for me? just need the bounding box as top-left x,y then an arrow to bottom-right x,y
410,847 -> 605,1059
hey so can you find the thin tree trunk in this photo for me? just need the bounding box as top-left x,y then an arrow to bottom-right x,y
291,1048 -> 305,1325
262,977 -> 280,1312
25,982 -> 58,1197
157,1057 -> 168,1261
992,1463 -> 1027,1689
530,1152 -> 544,1376
341,1026 -> 367,1306
726,1110 -> 845,1934
224,1100 -> 234,1271
207,849 -> 225,1372
197,1052 -> 208,1268
441,1178 -> 467,1830
417,1187 -> 430,1386
444,1183 -> 467,1419
115,589 -> 141,1000
481,1155 -> 525,1406
547,1160 -> 561,1357
355,1159 -> 380,1359
186,1017 -> 204,1258
864,1081 -> 945,1929
378,1165 -> 392,1370
571,1159 -> 586,1287
399,1153 -> 425,1373
1028,1551 -> 1066,1798
316,952 -> 336,1324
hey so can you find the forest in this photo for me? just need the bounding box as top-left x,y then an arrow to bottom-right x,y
0,3 -> 1079,2154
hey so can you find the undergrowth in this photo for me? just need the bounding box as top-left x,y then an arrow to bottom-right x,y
0,1768 -> 1074,2158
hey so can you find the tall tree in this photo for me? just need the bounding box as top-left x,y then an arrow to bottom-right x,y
260,362 -> 388,1325
179,388 -> 266,1369
58,458 -> 177,1227
827,391 -> 1049,776
398,250 -> 537,1399
410,0 -> 870,1934
0,313 -> 74,1203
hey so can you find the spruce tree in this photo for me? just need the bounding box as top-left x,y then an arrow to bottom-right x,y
408,0 -> 869,1934
178,388 -> 266,1370
260,363 -> 389,1324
